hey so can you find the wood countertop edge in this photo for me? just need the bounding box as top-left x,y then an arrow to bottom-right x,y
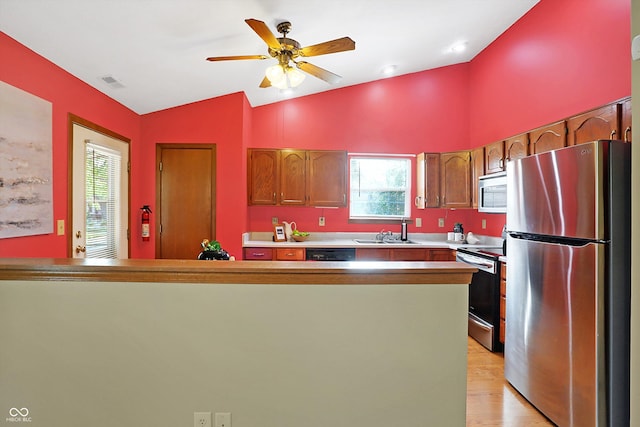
0,259 -> 476,285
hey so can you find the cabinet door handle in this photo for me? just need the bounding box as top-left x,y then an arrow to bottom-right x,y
610,130 -> 616,139
273,192 -> 276,203
625,126 -> 631,142
499,159 -> 504,169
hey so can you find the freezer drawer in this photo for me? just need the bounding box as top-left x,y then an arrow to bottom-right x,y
504,236 -> 605,427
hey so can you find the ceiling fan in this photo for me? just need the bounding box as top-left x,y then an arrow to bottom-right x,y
206,19 -> 355,90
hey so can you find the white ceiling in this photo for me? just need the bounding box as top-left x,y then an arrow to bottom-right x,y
1,0 -> 539,115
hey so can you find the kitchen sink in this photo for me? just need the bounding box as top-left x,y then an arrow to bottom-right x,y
353,239 -> 417,244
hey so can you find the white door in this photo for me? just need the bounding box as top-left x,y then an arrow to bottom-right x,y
72,123 -> 129,258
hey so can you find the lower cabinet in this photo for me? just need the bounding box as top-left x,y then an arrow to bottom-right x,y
244,247 -> 274,260
499,261 -> 507,344
355,248 -> 456,261
243,247 -> 306,260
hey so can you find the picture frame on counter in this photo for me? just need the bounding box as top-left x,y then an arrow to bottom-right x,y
273,224 -> 286,242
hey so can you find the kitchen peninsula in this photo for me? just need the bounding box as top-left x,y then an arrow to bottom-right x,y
0,258 -> 475,427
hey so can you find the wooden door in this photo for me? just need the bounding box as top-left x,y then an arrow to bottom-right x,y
529,121 -> 567,155
620,97 -> 632,143
308,150 -> 347,206
567,103 -> 619,145
440,151 -> 471,208
471,147 -> 484,209
505,133 -> 529,161
156,145 -> 216,259
247,149 -> 278,205
279,150 -> 307,205
484,141 -> 505,173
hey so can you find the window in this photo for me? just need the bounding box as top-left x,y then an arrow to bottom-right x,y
349,155 -> 412,220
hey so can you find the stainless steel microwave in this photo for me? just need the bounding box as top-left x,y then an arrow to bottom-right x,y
478,172 -> 507,213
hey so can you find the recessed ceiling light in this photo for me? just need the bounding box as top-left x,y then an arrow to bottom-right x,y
450,42 -> 468,53
381,65 -> 397,76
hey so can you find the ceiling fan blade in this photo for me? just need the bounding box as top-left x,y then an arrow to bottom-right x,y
245,18 -> 281,51
206,55 -> 269,61
259,76 -> 272,88
299,37 -> 355,57
296,61 -> 342,84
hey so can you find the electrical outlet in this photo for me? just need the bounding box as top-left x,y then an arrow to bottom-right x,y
438,218 -> 445,228
57,219 -> 65,236
272,217 -> 278,225
319,216 -> 325,226
415,218 -> 422,228
215,412 -> 231,427
482,219 -> 487,229
194,412 -> 211,427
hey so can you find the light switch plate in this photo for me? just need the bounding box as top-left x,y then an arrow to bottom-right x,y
416,218 -> 422,228
438,218 -> 445,228
57,219 -> 65,236
215,412 -> 231,427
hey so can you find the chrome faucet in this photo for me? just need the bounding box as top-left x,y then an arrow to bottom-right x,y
375,229 -> 393,242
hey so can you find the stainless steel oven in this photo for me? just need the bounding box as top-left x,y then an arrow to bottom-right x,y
456,247 -> 503,352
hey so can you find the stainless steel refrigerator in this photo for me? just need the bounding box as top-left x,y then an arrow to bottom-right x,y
504,140 -> 631,427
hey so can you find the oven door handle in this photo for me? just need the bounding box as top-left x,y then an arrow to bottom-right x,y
456,253 -> 495,272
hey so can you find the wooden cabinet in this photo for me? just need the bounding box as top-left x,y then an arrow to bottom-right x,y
248,148 -> 347,206
499,262 -> 507,344
356,247 -> 454,261
247,149 -> 279,205
529,121 -> 567,155
428,248 -> 456,261
415,153 -> 440,209
504,132 -> 529,162
280,150 -> 307,205
484,141 -> 505,174
275,248 -> 305,261
440,151 -> 471,208
244,247 -> 274,260
567,103 -> 619,146
307,150 -> 347,206
470,147 -> 484,209
621,97 -> 632,143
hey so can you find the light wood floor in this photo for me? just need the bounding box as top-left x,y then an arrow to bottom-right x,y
466,337 -> 555,426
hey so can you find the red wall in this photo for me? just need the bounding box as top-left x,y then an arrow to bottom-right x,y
0,0 -> 631,258
463,0 -> 631,234
248,63 -> 473,237
139,93 -> 249,259
0,32 -> 141,258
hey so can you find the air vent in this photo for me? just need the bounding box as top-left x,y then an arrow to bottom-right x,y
99,74 -> 125,89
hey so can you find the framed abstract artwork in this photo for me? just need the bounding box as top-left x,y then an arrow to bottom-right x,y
0,81 -> 53,239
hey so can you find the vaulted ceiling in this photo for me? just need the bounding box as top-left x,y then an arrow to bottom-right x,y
1,0 -> 539,114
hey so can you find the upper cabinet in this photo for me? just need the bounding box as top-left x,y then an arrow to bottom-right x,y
529,121 -> 567,155
247,149 -> 279,205
470,147 -> 484,209
279,150 -> 307,205
440,150 -> 471,209
415,152 -> 440,209
307,150 -> 348,207
247,148 -> 347,207
567,103 -> 619,145
621,97 -> 632,143
484,140 -> 505,174
504,133 -> 529,162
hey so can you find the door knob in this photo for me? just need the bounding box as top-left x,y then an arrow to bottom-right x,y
75,245 -> 86,254
75,230 -> 82,238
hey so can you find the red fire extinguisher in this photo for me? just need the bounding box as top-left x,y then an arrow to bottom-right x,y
141,205 -> 152,241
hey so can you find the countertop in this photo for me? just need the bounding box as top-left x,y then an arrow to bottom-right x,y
242,232 -> 503,250
0,257 -> 476,285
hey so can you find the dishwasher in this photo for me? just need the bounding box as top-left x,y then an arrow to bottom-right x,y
305,248 -> 356,261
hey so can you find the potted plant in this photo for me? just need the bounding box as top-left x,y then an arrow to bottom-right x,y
198,239 -> 231,260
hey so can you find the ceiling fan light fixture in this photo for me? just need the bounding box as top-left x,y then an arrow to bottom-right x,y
265,64 -> 305,89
